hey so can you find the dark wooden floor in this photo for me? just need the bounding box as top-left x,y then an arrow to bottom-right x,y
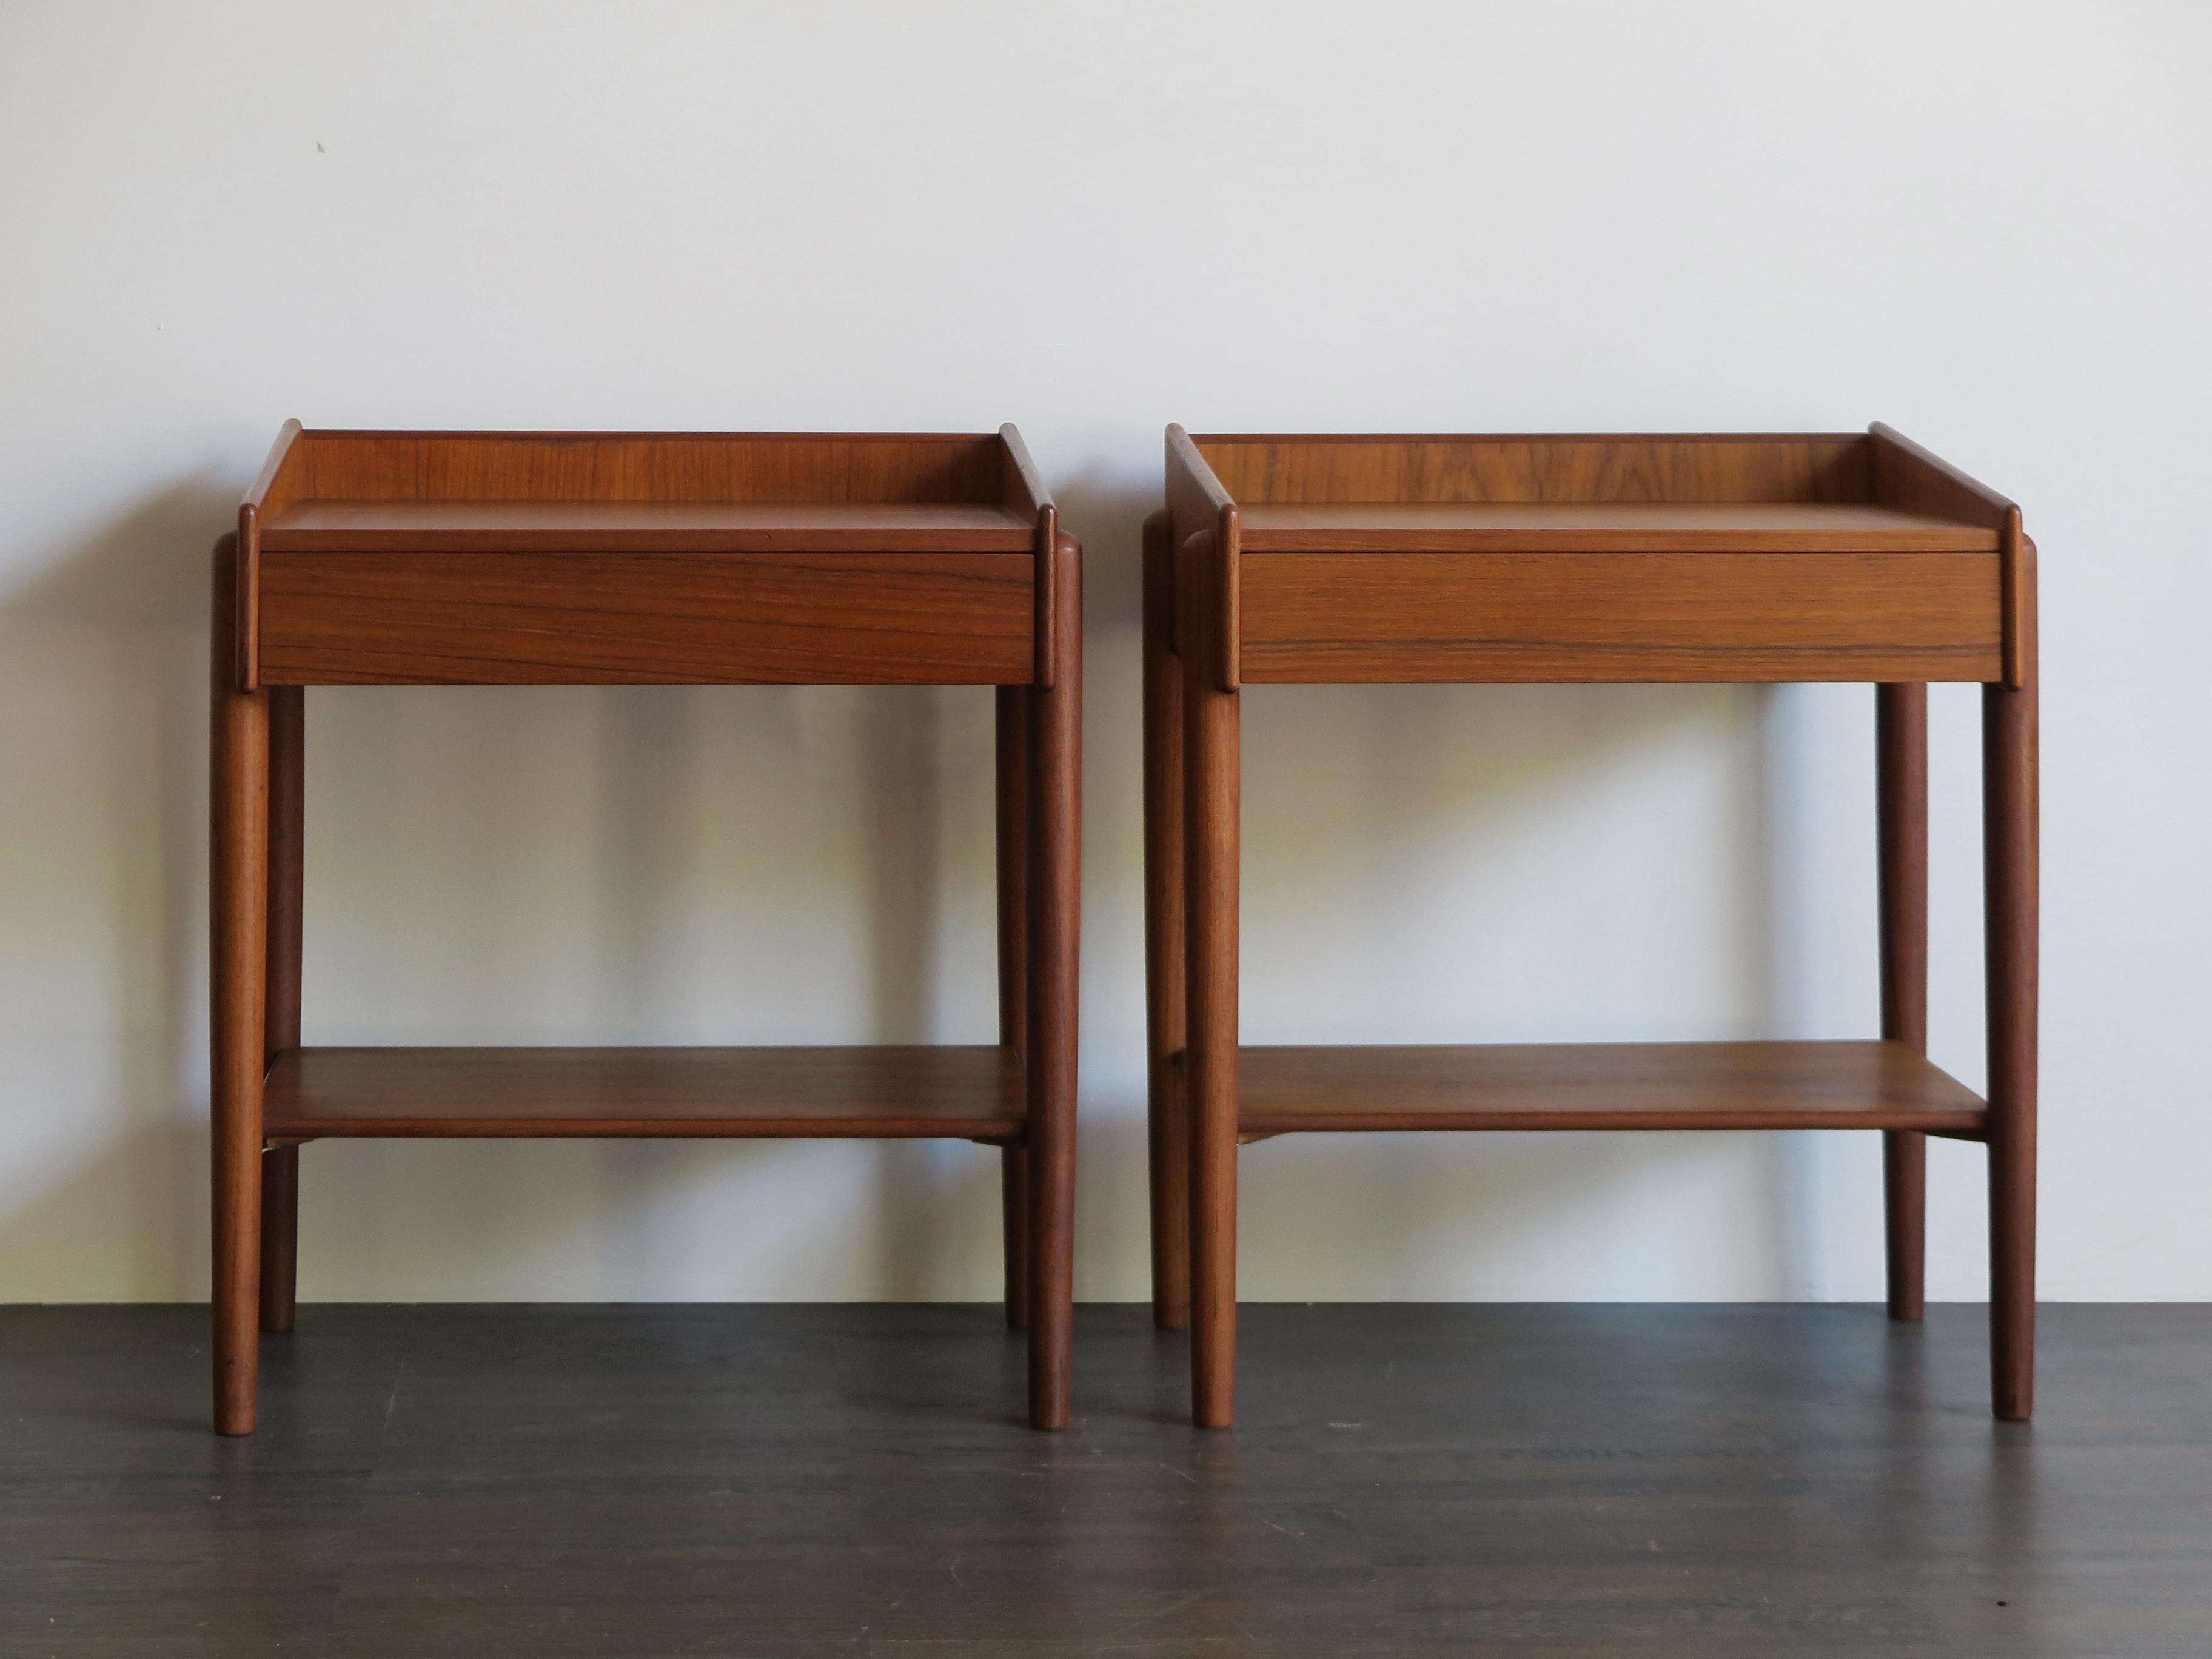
3,1304 -> 2207,1656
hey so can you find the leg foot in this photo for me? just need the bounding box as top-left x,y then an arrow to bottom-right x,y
1882,1131 -> 1926,1322
1000,1146 -> 1029,1332
258,1146 -> 298,1335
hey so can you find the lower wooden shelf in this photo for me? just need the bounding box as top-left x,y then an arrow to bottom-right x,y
261,1045 -> 1026,1142
1227,1040 -> 1985,1136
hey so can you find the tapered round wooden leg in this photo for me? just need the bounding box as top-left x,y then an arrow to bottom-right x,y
1984,537 -> 2037,1421
210,534 -> 269,1434
1141,511 -> 1191,1330
994,689 -> 1031,1333
1182,530 -> 1239,1428
1000,1147 -> 1030,1332
1877,682 -> 1929,1322
1985,666 -> 2037,1421
1024,538 -> 1081,1430
1987,1133 -> 2035,1421
1882,1131 -> 1926,1323
258,1147 -> 298,1335
259,684 -> 304,1335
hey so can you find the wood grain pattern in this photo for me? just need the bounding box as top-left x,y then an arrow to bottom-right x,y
256,549 -> 1034,685
1230,1042 -> 1986,1135
209,534 -> 267,1435
1238,549 -> 2001,683
260,500 -> 1036,553
236,428 -> 1062,689
1234,501 -> 1997,552
262,1047 -> 1027,1141
292,431 -> 1005,506
1878,683 -> 1929,1324
1195,434 -> 1873,506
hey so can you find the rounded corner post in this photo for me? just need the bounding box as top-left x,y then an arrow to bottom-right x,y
210,533 -> 270,1434
260,678 -> 307,1336
1217,503 -> 1241,694
234,502 -> 261,693
2001,506 -> 2028,691
1024,531 -> 1081,1430
1179,523 -> 1240,1427
1142,508 -> 1190,1329
1985,522 -> 2037,1421
1033,501 -> 1060,691
996,683 -> 1031,1333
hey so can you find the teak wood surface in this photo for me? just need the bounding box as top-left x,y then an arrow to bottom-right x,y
1164,426 -> 2017,688
1228,1041 -> 1985,1136
237,427 -> 1053,688
210,426 -> 1081,1434
263,1047 -> 1028,1141
1145,425 -> 2037,1429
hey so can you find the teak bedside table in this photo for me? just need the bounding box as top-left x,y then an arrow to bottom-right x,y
209,425 -> 1081,1433
1144,426 -> 2036,1426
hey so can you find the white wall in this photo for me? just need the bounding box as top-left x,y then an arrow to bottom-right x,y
3,0 -> 2208,1305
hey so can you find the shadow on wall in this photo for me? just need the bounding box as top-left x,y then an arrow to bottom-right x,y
1053,477 -> 1829,1302
0,480 -> 235,1300
1228,673 -> 1830,1302
0,469 -> 1831,1304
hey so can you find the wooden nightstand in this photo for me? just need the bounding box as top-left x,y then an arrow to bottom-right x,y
210,425 -> 1081,1432
1144,426 -> 2034,1426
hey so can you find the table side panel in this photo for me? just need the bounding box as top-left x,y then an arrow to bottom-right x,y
256,549 -> 1036,685
1239,549 -> 2002,682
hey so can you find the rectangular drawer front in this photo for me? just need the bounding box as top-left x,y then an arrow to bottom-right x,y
1238,551 -> 2002,683
256,550 -> 1035,685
